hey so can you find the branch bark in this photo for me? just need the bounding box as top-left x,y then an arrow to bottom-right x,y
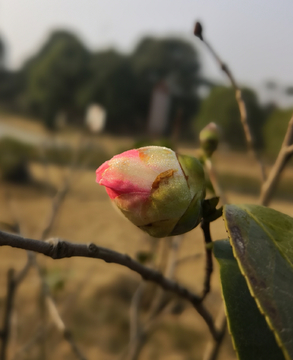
200,220 -> 213,301
0,230 -> 219,341
203,306 -> 227,360
0,270 -> 16,360
194,22 -> 266,182
123,236 -> 183,360
259,114 -> 293,206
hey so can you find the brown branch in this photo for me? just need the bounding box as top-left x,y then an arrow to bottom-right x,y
122,235 -> 183,360
0,230 -> 219,341
204,158 -> 228,204
147,236 -> 183,318
175,253 -> 202,266
194,21 -> 266,182
40,181 -> 70,240
203,306 -> 227,360
259,114 -> 293,206
37,161 -> 88,359
0,269 -> 16,360
286,144 -> 293,154
5,178 -> 85,359
129,283 -> 145,346
43,285 -> 87,360
124,236 -> 184,360
12,325 -> 48,360
200,220 -> 213,301
14,252 -> 34,285
2,136 -> 87,360
33,265 -> 86,359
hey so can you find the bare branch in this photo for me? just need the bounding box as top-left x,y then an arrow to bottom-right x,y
194,21 -> 266,182
286,144 -> 293,154
40,181 -> 70,240
259,114 -> 293,206
124,236 -> 184,360
175,253 -> 202,266
129,283 -> 145,345
0,230 -> 219,340
200,220 -> 213,301
0,269 -> 16,360
203,306 -> 227,360
147,236 -> 183,318
33,247 -> 87,360
12,325 -> 48,360
204,158 -> 228,205
14,252 -> 34,285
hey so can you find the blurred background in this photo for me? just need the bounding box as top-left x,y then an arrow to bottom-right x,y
0,1 -> 293,359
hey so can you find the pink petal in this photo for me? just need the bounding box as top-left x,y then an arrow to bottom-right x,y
112,149 -> 140,160
100,175 -> 150,197
96,161 -> 110,183
105,187 -> 121,199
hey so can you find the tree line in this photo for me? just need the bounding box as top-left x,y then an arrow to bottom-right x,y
0,30 -> 291,152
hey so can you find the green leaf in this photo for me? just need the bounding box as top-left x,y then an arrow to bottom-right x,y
223,204 -> 293,360
214,240 -> 284,360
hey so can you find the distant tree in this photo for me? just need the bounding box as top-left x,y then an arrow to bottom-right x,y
131,37 -> 203,137
264,80 -> 278,91
77,50 -> 136,133
0,35 -> 25,110
4,31 -> 205,136
263,108 -> 293,157
79,36 -> 204,136
195,86 -> 265,149
0,35 -> 5,69
285,86 -> 293,96
22,30 -> 90,128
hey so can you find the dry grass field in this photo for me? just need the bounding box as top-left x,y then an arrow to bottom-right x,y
1,115 -> 293,360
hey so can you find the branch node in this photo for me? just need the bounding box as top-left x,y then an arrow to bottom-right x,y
194,21 -> 203,40
221,63 -> 228,72
45,238 -> 67,259
124,254 -> 132,262
88,243 -> 99,255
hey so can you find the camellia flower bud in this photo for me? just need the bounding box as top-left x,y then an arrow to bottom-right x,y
96,146 -> 206,238
199,122 -> 220,157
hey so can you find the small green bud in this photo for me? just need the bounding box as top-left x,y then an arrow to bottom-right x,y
199,122 -> 220,157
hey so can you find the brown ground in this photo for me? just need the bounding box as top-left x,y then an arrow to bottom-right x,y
0,115 -> 292,360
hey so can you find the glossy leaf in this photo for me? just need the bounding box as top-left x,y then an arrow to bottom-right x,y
214,240 -> 284,360
223,204 -> 293,360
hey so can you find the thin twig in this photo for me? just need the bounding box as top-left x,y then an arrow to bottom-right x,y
119,300 -> 178,360
0,269 -> 16,360
40,180 -> 70,240
203,306 -> 227,360
40,276 -> 87,360
200,220 -> 213,302
204,158 -> 228,204
36,177 -> 87,360
123,236 -> 184,360
0,230 -> 219,340
147,236 -> 183,319
259,114 -> 293,206
14,252 -> 34,285
7,138 -> 86,359
175,253 -> 202,266
12,325 -> 48,360
194,21 -> 266,182
129,283 -> 146,345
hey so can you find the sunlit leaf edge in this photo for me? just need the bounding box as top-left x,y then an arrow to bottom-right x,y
214,239 -> 285,360
223,204 -> 290,360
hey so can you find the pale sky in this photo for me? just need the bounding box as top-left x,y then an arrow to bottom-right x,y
1,0 -> 293,105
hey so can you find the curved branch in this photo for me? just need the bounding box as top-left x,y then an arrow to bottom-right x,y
259,114 -> 293,206
194,22 -> 266,182
0,230 -> 219,341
